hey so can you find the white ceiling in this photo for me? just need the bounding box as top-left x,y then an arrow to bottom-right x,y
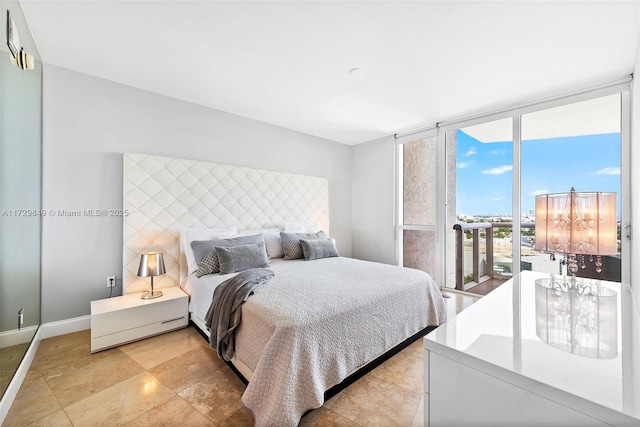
21,1 -> 640,145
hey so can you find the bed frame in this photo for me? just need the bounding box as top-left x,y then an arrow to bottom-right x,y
190,315 -> 436,406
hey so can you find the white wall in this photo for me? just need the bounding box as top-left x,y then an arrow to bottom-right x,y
41,65 -> 352,323
351,135 -> 396,264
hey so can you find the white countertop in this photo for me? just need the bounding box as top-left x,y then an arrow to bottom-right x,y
425,271 -> 640,422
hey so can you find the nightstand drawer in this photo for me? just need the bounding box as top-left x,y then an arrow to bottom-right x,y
90,286 -> 189,353
91,314 -> 188,352
91,296 -> 186,338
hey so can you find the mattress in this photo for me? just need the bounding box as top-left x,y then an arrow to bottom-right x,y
182,256 -> 446,426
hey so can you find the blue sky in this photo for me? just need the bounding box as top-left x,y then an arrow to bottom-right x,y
456,130 -> 621,217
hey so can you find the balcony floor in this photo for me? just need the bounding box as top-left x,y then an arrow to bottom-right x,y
466,277 -> 509,296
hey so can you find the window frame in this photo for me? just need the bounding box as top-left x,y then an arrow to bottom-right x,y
396,77 -> 632,288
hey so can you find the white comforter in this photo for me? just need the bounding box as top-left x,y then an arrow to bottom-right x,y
186,257 -> 446,426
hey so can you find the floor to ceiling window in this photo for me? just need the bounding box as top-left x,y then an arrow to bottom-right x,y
447,118 -> 513,293
398,80 -> 630,293
521,93 -> 622,283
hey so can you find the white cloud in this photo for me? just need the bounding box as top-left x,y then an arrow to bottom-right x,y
531,189 -> 549,196
482,165 -> 513,175
457,161 -> 472,169
491,197 -> 504,202
593,167 -> 620,176
465,147 -> 477,157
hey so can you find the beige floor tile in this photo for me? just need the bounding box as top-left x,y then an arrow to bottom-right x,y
326,374 -> 422,427
47,350 -> 144,407
322,390 -> 343,410
178,366 -> 246,425
149,344 -> 226,393
34,332 -> 118,380
16,366 -> 45,389
35,330 -> 90,359
441,291 -> 479,321
218,405 -> 255,427
402,339 -> 424,360
119,329 -> 204,370
2,380 -> 61,427
411,395 -> 424,427
122,396 -> 216,426
64,372 -> 176,426
25,409 -> 73,427
177,325 -> 210,342
300,406 -> 360,427
368,350 -> 423,394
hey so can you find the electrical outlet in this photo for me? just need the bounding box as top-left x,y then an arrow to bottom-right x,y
106,276 -> 116,288
18,308 -> 24,326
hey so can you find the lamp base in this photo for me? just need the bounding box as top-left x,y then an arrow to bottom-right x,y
141,290 -> 163,300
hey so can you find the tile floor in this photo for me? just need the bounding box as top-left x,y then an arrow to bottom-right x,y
3,291 -> 478,427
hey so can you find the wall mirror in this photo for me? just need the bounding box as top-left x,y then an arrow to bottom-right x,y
0,1 -> 42,400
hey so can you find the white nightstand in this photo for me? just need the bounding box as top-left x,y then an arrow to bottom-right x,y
90,286 -> 189,353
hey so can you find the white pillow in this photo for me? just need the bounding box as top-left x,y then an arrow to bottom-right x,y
284,222 -> 319,233
239,228 -> 283,258
181,226 -> 237,275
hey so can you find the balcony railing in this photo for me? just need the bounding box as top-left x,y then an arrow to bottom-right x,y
453,222 -> 534,292
453,222 -> 493,291
453,221 -> 621,292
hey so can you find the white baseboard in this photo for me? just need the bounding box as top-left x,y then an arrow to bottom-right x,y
0,327 -> 42,424
0,326 -> 39,348
40,315 -> 91,339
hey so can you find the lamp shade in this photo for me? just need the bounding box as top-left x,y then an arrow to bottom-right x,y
535,188 -> 617,256
137,251 -> 166,278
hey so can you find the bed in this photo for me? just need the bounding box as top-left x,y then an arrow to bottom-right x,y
183,253 -> 446,426
121,153 -> 446,426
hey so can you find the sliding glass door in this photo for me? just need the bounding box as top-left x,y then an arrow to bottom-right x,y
520,94 -> 623,282
398,82 -> 630,293
446,118 -> 513,293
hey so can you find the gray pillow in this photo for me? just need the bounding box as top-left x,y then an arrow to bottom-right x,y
191,234 -> 264,277
216,241 -> 270,274
300,238 -> 339,261
280,231 -> 326,260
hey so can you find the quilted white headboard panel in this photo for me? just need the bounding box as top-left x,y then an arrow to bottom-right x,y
123,153 -> 329,294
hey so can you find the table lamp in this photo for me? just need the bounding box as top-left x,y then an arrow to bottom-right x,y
535,187 -> 617,282
137,251 -> 165,299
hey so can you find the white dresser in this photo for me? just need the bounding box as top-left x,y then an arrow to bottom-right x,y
91,286 -> 189,353
424,271 -> 640,426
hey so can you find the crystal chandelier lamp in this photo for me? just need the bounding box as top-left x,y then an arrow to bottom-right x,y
535,187 -> 617,278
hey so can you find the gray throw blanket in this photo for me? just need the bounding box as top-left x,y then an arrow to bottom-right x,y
204,268 -> 274,361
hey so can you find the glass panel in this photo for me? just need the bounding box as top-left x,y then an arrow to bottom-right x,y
449,118 -> 512,294
522,94 -> 621,282
403,230 -> 436,280
403,137 -> 436,225
493,222 -> 514,276
462,228 -> 473,284
478,230 -> 487,277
